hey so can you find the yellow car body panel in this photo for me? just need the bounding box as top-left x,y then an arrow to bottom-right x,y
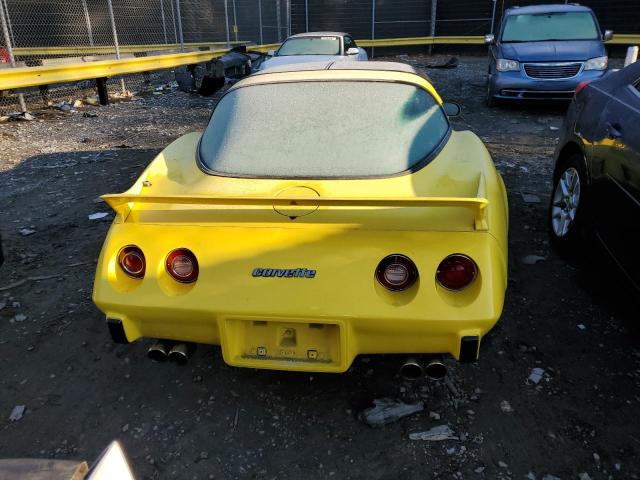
93,66 -> 508,373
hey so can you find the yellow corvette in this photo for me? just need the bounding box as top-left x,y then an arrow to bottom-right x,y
93,62 -> 508,375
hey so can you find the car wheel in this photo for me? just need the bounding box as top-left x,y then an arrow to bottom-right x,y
548,154 -> 587,252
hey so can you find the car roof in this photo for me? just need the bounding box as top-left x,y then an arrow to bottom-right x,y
289,32 -> 349,38
253,60 -> 421,76
505,4 -> 593,15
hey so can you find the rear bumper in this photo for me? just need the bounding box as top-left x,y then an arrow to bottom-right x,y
489,68 -> 606,101
93,225 -> 507,373
104,311 -> 488,372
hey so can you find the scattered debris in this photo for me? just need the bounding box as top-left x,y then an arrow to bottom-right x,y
578,473 -> 592,480
528,367 -> 545,384
500,400 -> 513,413
577,324 -> 586,331
0,274 -> 62,292
542,475 -> 561,480
88,212 -> 110,220
549,126 -> 560,131
83,111 -> 98,118
522,193 -> 541,203
122,423 -> 129,433
359,398 -> 424,428
73,99 -> 84,109
429,411 -> 441,420
498,461 -> 508,468
9,405 -> 25,421
13,313 -> 27,322
521,254 -> 546,265
421,56 -> 458,69
84,96 -> 99,106
6,112 -> 35,121
18,228 -> 36,236
409,425 -> 458,441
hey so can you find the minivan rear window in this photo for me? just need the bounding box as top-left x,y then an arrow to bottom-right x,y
502,12 -> 599,42
198,81 -> 450,178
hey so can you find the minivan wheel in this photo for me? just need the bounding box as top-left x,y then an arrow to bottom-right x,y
548,154 -> 587,252
486,81 -> 496,107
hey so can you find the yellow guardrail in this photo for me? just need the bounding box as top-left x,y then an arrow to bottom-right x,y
11,42 -> 247,56
1,35 -> 639,92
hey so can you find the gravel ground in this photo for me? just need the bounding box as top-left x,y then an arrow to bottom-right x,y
0,55 -> 639,480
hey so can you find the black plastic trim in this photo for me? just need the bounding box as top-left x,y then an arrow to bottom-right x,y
107,319 -> 129,344
459,336 -> 479,363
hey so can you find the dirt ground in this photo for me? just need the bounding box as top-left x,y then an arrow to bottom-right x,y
1,55 -> 639,480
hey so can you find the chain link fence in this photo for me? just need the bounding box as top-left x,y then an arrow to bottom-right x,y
0,0 -> 290,114
1,0 -> 639,114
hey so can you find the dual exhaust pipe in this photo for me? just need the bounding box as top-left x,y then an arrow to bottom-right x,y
400,357 -> 447,381
148,340 -> 195,365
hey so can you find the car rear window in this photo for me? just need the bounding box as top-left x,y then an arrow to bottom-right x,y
277,37 -> 340,56
198,81 -> 450,178
502,12 -> 599,42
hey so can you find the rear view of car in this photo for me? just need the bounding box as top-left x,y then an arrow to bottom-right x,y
485,4 -> 612,104
93,63 -> 508,373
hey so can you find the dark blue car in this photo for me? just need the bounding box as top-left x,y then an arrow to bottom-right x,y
485,4 -> 612,105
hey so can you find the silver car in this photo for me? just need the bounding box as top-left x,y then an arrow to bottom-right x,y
259,32 -> 368,71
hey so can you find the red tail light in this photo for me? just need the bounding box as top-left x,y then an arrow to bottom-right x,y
118,246 -> 146,279
436,254 -> 477,291
375,254 -> 419,291
166,248 -> 199,283
575,81 -> 591,95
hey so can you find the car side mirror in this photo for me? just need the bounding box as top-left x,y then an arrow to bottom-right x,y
484,34 -> 495,45
346,47 -> 359,56
603,30 -> 613,42
267,49 -> 276,57
443,102 -> 461,117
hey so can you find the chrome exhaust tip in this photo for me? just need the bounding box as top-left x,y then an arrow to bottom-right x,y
148,340 -> 172,362
168,342 -> 196,365
425,359 -> 447,380
400,358 -> 424,381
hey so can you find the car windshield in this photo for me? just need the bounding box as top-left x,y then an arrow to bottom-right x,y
277,36 -> 341,56
199,81 -> 449,178
501,12 -> 599,42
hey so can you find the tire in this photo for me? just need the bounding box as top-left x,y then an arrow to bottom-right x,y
175,66 -> 195,93
486,80 -> 496,107
196,75 -> 225,96
548,153 -> 588,253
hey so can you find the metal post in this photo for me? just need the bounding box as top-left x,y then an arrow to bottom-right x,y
305,0 -> 308,32
223,0 -> 231,47
490,0 -> 498,34
371,0 -> 375,58
232,0 -> 238,43
175,0 -> 184,51
429,0 -> 437,55
0,0 -> 26,112
276,0 -> 282,42
258,0 -> 263,45
81,0 -> 95,47
286,0 -> 291,37
160,0 -> 168,44
170,0 -> 178,44
2,0 -> 15,46
106,0 -> 126,94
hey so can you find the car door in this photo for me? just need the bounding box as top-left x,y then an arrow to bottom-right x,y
590,64 -> 640,288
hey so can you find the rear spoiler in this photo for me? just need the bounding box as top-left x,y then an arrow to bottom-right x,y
102,174 -> 489,231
